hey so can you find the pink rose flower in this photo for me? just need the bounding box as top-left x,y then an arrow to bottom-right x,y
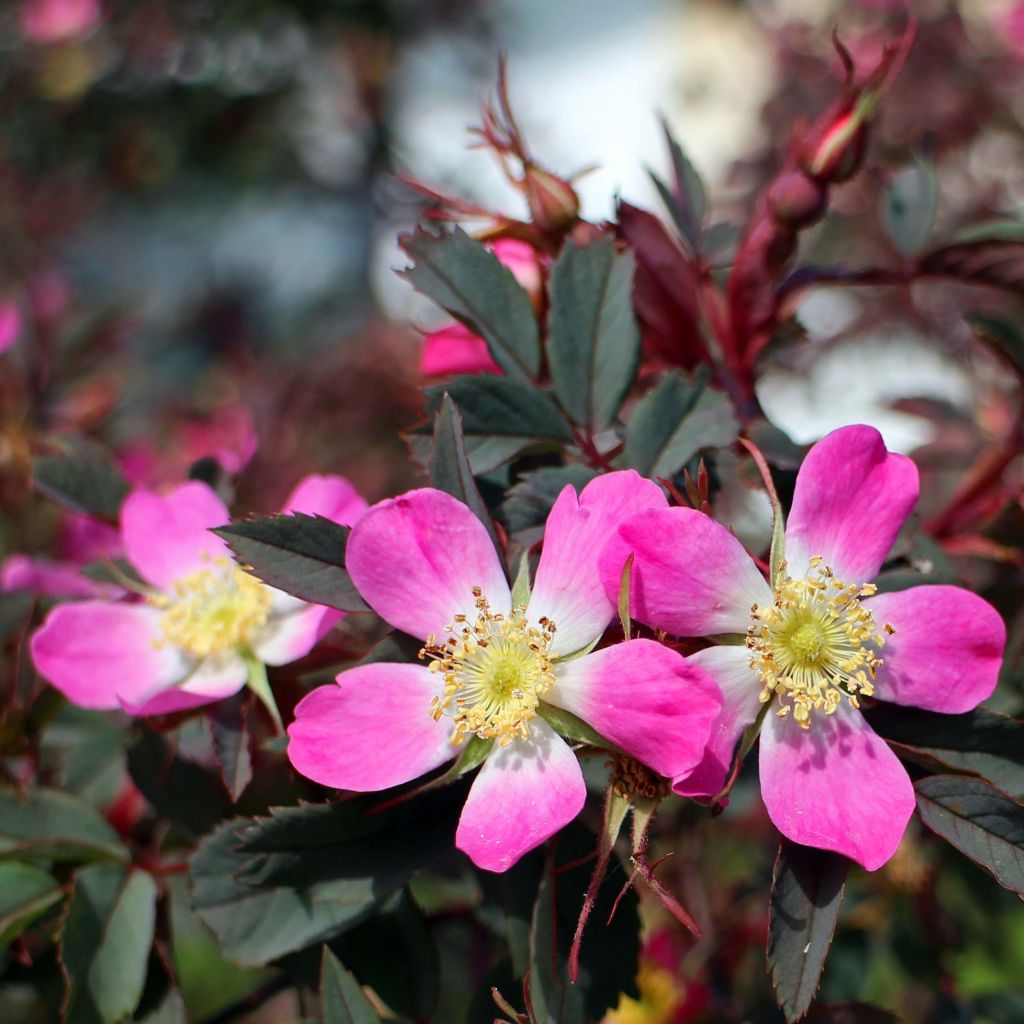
419,238 -> 543,378
287,471 -> 722,872
599,425 -> 1006,871
31,475 -> 367,716
20,0 -> 101,44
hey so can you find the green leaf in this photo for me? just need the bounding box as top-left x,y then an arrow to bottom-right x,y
216,513 -> 368,613
190,786 -> 465,966
0,786 -> 128,863
866,704 -> 1024,798
969,314 -> 1024,377
400,227 -> 541,380
915,775 -> 1024,896
0,861 -> 62,951
421,377 -> 573,474
622,368 -> 739,479
33,437 -> 129,522
648,117 -> 706,251
499,465 -> 599,534
767,841 -> 849,1024
805,1007 -> 900,1024
61,864 -> 157,1024
881,159 -> 939,258
209,694 -> 254,803
429,393 -> 501,554
320,947 -> 381,1024
332,891 -> 438,1020
547,238 -> 641,431
528,825 -> 641,1024
126,730 -> 231,839
132,945 -> 187,1024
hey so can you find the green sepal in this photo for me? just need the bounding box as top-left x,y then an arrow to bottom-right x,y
511,549 -> 532,608
538,702 -> 623,753
245,656 -> 283,734
617,553 -> 634,640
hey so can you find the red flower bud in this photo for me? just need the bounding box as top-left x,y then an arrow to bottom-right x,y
523,163 -> 580,232
805,109 -> 869,184
766,171 -> 829,227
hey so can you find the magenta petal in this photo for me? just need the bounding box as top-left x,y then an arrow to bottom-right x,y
785,425 -> 919,582
420,323 -> 502,377
31,601 -> 189,710
456,718 -> 585,872
121,482 -> 231,589
287,663 -> 457,791
759,704 -> 915,871
863,585 -> 1005,713
281,474 -> 368,526
546,639 -> 721,778
599,506 -> 772,637
347,488 -> 510,641
528,471 -> 668,656
252,605 -> 343,666
2,554 -> 112,599
673,644 -> 763,798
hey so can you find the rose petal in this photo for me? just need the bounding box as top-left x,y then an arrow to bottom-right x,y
347,488 -> 510,641
121,482 -> 230,590
252,605 -> 343,666
2,554 -> 111,599
281,474 -> 367,526
759,703 -> 916,871
546,638 -> 722,778
287,663 -> 457,791
528,471 -> 668,656
673,644 -> 763,798
31,601 -> 189,710
785,425 -> 919,583
455,717 -> 585,872
863,585 -> 1005,713
421,323 -> 502,377
599,506 -> 772,637
126,655 -> 248,715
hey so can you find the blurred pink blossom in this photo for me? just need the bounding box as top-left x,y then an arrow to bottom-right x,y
0,301 -> 21,354
20,0 -> 101,44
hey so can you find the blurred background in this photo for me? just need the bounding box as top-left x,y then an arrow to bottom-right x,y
3,1 -> 1024,1020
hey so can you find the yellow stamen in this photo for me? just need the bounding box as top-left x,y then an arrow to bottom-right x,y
747,558 -> 893,729
151,557 -> 271,659
420,586 -> 556,747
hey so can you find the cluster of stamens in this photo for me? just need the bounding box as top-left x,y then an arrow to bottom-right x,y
746,557 -> 894,729
152,557 -> 271,658
610,754 -> 671,801
421,586 -> 556,747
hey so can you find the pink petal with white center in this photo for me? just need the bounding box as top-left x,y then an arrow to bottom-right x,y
599,506 -> 772,637
456,718 -> 585,872
527,471 -> 668,657
784,425 -> 919,583
287,663 -> 457,791
31,601 -> 189,710
421,323 -> 502,377
546,639 -> 722,778
281,474 -> 368,526
126,655 -> 248,715
347,488 -> 510,641
121,482 -> 231,590
673,644 -> 763,798
863,585 -> 1005,713
759,703 -> 916,871
252,605 -> 344,666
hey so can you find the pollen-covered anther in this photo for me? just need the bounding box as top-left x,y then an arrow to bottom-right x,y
152,557 -> 271,658
746,557 -> 893,729
421,588 -> 556,747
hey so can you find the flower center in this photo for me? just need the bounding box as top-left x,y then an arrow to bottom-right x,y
152,557 -> 271,659
746,556 -> 894,729
421,586 -> 556,746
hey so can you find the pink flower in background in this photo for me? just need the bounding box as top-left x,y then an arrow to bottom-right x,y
0,301 -> 21,354
32,475 -> 366,716
20,0 -> 101,44
599,425 -> 1005,870
1005,3 -> 1024,53
419,238 -> 543,378
288,472 -> 722,872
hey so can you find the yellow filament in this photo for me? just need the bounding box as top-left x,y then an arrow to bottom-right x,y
747,557 -> 892,729
420,586 -> 556,746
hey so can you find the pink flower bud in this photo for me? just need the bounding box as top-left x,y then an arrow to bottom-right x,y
19,0 -> 101,44
523,164 -> 580,232
766,171 -> 828,228
489,238 -> 544,306
806,110 -> 869,183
